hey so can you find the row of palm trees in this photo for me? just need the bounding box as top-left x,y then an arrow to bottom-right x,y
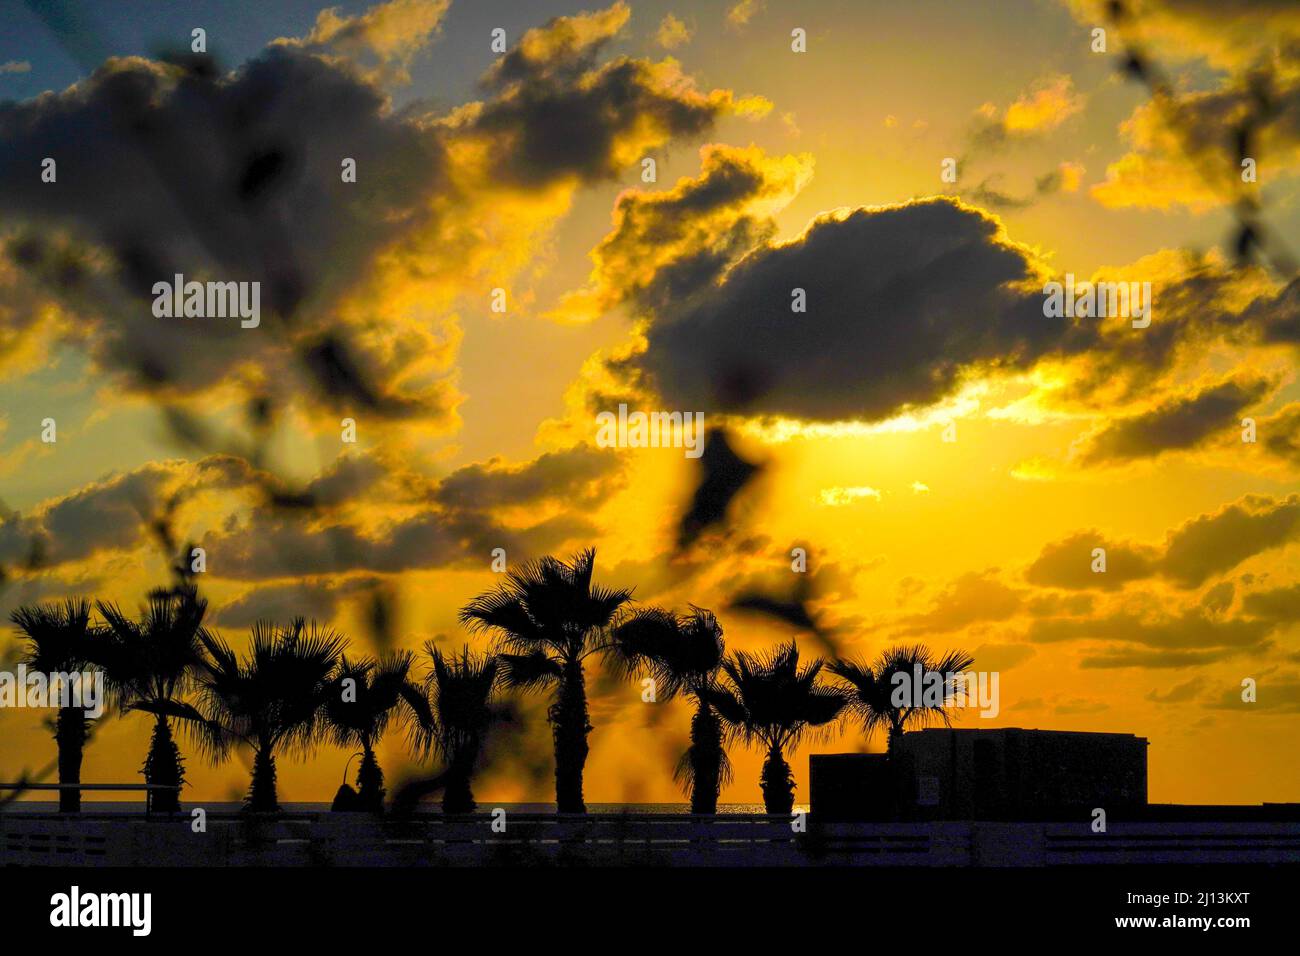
8,549 -> 973,815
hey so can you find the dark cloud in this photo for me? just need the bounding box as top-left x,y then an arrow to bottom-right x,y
555,144 -> 806,323
0,48 -> 450,410
1029,606 -> 1274,651
637,198 -> 1081,421
1162,494 -> 1300,586
1257,401 -> 1300,466
896,570 -> 1023,633
1206,677 -> 1300,712
201,506 -> 595,579
1241,581 -> 1300,620
213,575 -> 386,629
1081,648 -> 1256,669
1026,493 -> 1300,590
1075,375 -> 1273,464
1025,532 -> 1160,590
0,441 -> 619,582
199,445 -> 618,580
1,2 -> 752,424
960,176 -> 1036,211
1199,580 -> 1236,615
1145,677 -> 1203,703
434,444 -> 621,511
466,2 -> 754,188
0,462 -> 176,567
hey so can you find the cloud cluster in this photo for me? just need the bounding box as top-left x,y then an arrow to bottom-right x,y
0,1 -> 761,433
1027,493 -> 1300,590
635,197 -> 1076,421
1072,374 -> 1274,465
0,442 -> 624,585
277,0 -> 451,85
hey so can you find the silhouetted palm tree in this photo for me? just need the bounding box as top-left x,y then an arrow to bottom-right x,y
95,586 -> 208,813
193,619 -> 346,812
424,644 -> 501,813
710,640 -> 847,814
324,651 -> 434,812
830,644 -> 975,753
10,599 -> 98,813
610,606 -> 731,813
460,548 -> 632,813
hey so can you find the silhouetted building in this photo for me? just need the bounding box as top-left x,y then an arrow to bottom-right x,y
808,754 -> 899,821
811,728 -> 1148,821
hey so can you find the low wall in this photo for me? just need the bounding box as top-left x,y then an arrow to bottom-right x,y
3,813 -> 1298,867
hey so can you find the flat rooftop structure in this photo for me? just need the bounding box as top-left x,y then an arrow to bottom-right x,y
901,727 -> 1149,820
811,728 -> 1149,821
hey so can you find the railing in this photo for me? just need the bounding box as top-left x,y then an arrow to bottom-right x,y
0,783 -> 181,816
3,812 -> 1296,866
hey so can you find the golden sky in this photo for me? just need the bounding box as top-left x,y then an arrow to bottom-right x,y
1,0 -> 1299,807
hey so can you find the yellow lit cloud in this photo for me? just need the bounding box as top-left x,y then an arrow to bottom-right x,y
1003,74 -> 1085,133
727,0 -> 765,30
656,13 -> 692,49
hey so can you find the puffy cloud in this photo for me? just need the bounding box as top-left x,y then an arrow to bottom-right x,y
1241,582 -> 1300,621
1025,532 -> 1161,590
635,197 -> 1078,422
1090,71 -> 1300,212
967,74 -> 1086,156
1029,606 -> 1274,651
433,444 -> 624,511
457,2 -> 768,189
1145,677 -> 1203,703
1061,0 -> 1300,71
202,504 -> 596,579
1205,674 -> 1300,711
727,0 -> 765,30
1161,494 -> 1300,586
0,47 -> 455,418
278,0 -> 451,85
1063,0 -> 1300,215
200,444 -> 622,579
1036,161 -> 1086,194
1081,647 -> 1254,668
896,570 -> 1024,633
1003,74 -> 1086,134
1027,493 -> 1300,590
656,14 -> 693,49
1038,253 -> 1300,412
551,144 -> 812,323
213,575 -> 386,629
0,438 -> 623,583
0,1 -> 758,431
1072,374 -> 1274,465
0,462 -> 179,568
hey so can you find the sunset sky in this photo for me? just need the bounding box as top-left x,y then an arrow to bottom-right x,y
1,0 -> 1298,808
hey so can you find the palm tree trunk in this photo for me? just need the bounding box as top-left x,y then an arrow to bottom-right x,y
54,706 -> 87,813
143,714 -> 184,813
887,723 -> 904,755
247,747 -> 279,812
443,750 -> 478,814
688,699 -> 724,814
550,658 -> 591,814
760,744 -> 795,814
356,745 -> 385,812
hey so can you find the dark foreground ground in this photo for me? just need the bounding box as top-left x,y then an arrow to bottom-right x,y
3,862 -> 1288,943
